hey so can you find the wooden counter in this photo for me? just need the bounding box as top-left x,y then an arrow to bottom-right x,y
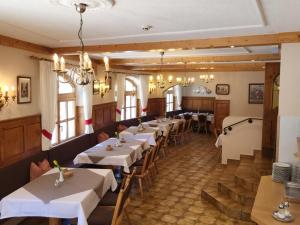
251,176 -> 300,225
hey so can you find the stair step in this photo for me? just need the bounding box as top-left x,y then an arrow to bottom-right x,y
235,174 -> 259,192
201,185 -> 254,222
218,180 -> 255,205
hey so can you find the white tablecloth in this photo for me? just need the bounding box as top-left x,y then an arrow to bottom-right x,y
73,138 -> 149,173
120,126 -> 160,146
0,168 -> 117,225
142,120 -> 172,136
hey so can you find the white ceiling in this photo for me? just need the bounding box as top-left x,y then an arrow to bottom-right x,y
0,0 -> 300,48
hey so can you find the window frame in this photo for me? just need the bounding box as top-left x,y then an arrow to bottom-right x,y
123,79 -> 138,120
55,80 -> 77,144
166,88 -> 174,112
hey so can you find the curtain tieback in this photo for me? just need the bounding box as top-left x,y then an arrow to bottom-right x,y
42,129 -> 52,140
116,108 -> 121,114
85,118 -> 93,125
142,108 -> 148,112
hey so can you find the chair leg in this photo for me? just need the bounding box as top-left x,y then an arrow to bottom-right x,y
138,178 -> 144,198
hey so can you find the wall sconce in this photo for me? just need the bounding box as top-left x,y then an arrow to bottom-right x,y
0,85 -> 16,110
200,74 -> 214,83
99,82 -> 109,98
93,80 -> 109,98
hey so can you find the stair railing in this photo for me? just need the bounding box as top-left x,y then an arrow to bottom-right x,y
223,118 -> 263,135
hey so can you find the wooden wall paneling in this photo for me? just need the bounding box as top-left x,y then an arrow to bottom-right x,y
182,97 -> 215,112
214,100 -> 230,131
148,98 -> 166,117
0,115 -> 41,167
262,63 -> 280,158
92,102 -> 116,131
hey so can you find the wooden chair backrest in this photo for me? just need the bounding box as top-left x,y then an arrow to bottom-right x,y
185,119 -> 192,132
111,169 -> 136,225
179,120 -> 186,134
198,115 -> 207,123
141,151 -> 151,174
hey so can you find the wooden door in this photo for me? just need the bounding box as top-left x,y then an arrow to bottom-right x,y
214,100 -> 230,131
262,63 -> 280,158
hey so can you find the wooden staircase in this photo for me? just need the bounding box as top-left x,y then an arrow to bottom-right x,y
201,150 -> 272,223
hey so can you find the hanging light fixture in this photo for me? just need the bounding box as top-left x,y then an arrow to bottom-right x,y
53,3 -> 95,85
199,74 -> 214,83
149,75 -> 156,94
180,62 -> 195,87
156,51 -> 166,89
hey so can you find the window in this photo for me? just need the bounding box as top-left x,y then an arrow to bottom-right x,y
122,79 -> 137,120
52,81 -> 76,144
166,87 -> 174,112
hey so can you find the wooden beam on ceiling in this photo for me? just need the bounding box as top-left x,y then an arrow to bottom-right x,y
110,53 -> 280,65
0,34 -> 52,54
126,63 -> 265,72
52,32 -> 300,54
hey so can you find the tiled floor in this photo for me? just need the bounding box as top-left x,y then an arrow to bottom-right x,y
122,134 -> 255,225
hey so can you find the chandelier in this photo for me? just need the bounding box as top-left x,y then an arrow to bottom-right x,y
53,3 -> 95,85
156,51 -> 167,89
176,62 -> 195,87
199,74 -> 214,83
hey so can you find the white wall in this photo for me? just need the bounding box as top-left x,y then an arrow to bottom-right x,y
278,43 -> 300,164
0,46 -> 41,121
222,116 -> 262,164
148,71 -> 265,117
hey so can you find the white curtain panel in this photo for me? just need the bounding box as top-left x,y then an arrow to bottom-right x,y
82,82 -> 94,134
174,85 -> 183,110
39,61 -> 57,151
138,75 -> 149,116
116,74 -> 125,121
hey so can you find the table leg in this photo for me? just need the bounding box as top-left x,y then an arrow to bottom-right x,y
49,218 -> 61,225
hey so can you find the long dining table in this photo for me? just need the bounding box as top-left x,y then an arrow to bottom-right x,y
142,118 -> 185,136
0,168 -> 117,225
73,137 -> 150,173
119,126 -> 161,146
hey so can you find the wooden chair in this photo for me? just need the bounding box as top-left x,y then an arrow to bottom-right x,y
123,150 -> 152,199
148,137 -> 163,178
97,132 -> 110,143
198,115 -> 208,134
169,121 -> 184,145
87,170 -> 135,225
183,118 -> 192,141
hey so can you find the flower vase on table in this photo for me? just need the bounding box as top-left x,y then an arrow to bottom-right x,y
53,160 -> 64,186
115,132 -> 122,147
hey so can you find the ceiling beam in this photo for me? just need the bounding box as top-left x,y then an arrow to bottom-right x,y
52,32 -> 300,54
126,63 -> 265,72
0,34 -> 52,54
110,53 -> 280,65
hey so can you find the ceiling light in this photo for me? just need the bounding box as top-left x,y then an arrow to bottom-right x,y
51,0 -> 114,9
251,59 -> 255,62
210,67 -> 215,69
53,3 -> 95,85
190,62 -> 197,64
167,48 -> 176,52
142,25 -> 153,31
230,45 -> 235,48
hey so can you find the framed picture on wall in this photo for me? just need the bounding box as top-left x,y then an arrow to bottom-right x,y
17,76 -> 31,104
216,84 -> 230,95
248,83 -> 264,104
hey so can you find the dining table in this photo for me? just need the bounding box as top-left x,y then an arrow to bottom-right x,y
119,126 -> 161,146
73,137 -> 149,173
0,168 -> 117,225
